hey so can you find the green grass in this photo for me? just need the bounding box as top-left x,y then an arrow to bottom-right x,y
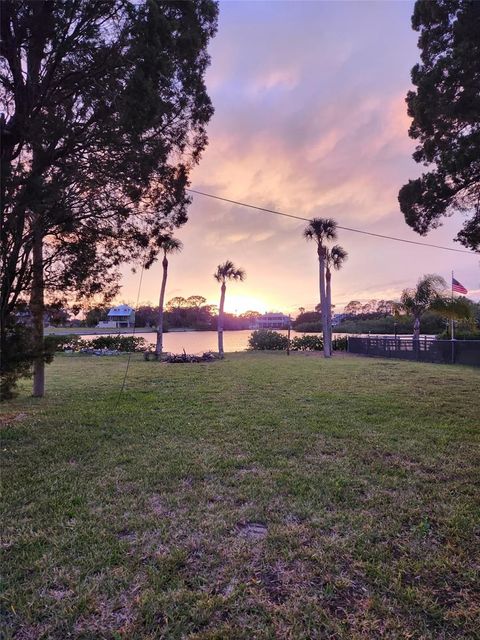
1,353 -> 479,639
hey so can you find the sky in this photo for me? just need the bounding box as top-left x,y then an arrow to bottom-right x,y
120,0 -> 479,314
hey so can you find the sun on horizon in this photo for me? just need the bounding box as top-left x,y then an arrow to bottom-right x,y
216,294 -> 270,315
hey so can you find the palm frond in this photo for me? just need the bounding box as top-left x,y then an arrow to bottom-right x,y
303,217 -> 338,243
157,234 -> 183,254
214,261 -> 246,283
330,245 -> 348,270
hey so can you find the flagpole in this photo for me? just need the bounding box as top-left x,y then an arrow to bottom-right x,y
451,270 -> 455,341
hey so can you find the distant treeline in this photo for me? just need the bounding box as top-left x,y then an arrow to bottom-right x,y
87,296 -> 262,331
294,297 -> 480,335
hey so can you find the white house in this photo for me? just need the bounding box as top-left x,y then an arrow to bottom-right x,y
97,305 -> 135,329
254,313 -> 291,329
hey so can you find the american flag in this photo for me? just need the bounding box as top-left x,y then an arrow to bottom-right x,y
452,277 -> 468,294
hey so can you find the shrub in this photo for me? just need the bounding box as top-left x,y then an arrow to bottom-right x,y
436,330 -> 480,340
84,335 -> 146,352
248,330 -> 288,351
332,336 -> 348,351
294,322 -> 323,333
45,334 -> 81,352
291,335 -> 323,351
1,320 -> 57,400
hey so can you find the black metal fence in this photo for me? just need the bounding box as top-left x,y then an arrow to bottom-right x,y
347,336 -> 480,366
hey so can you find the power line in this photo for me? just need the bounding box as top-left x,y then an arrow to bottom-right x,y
187,188 -> 477,256
114,261 -> 145,409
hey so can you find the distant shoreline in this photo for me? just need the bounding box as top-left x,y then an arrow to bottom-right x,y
45,326 -> 158,336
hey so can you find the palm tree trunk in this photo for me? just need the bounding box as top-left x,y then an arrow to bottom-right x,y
155,254 -> 168,357
326,266 -> 332,356
413,316 -> 420,341
31,223 -> 45,397
218,282 -> 226,358
318,247 -> 330,357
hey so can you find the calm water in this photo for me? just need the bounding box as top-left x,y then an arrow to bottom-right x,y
80,329 -> 328,353
79,330 -> 430,353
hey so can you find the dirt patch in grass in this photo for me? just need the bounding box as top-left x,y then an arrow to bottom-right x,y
236,521 -> 268,540
73,573 -> 145,637
0,411 -> 28,426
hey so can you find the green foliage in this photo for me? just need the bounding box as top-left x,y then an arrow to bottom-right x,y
398,0 -> 480,250
248,330 -> 288,351
1,1 -> 218,393
290,335 -> 323,351
44,335 -> 82,352
0,322 -> 33,400
83,336 -> 146,352
437,329 -> 480,341
332,337 -> 348,351
0,321 -> 57,401
336,313 -> 445,335
293,311 -> 321,326
294,322 -> 323,332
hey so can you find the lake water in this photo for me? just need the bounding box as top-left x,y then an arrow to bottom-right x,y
79,330 -> 429,354
80,329 -> 328,353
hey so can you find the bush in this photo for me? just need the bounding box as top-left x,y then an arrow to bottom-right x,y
294,322 -> 323,333
436,330 -> 480,340
84,335 -> 146,352
45,334 -> 81,352
248,330 -> 288,351
332,336 -> 348,351
290,335 -> 323,351
1,320 -> 57,400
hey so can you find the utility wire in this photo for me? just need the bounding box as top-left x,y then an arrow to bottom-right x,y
114,261 -> 145,409
187,188 -> 476,256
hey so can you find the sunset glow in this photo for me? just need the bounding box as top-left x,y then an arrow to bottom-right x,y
220,294 -> 270,315
119,1 -> 478,311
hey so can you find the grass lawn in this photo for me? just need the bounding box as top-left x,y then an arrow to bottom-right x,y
1,353 -> 479,639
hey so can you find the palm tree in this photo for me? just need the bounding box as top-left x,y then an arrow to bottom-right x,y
325,245 -> 348,354
214,261 -> 246,358
397,274 -> 446,340
155,235 -> 183,357
303,218 -> 337,357
429,297 -> 473,337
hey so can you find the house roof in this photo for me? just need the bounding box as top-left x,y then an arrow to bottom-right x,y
108,305 -> 135,317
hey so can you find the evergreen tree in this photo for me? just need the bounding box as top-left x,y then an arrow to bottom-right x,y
0,0 -> 218,397
398,0 -> 480,251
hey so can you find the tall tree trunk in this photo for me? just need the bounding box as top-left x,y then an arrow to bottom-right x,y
413,315 -> 420,341
155,253 -> 168,357
318,246 -> 330,357
326,266 -> 332,356
218,282 -> 226,358
30,222 -> 45,397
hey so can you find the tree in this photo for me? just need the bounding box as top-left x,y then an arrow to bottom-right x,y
135,305 -> 158,328
396,274 -> 446,340
45,301 -> 70,327
398,0 -> 480,251
85,305 -> 108,328
154,235 -> 182,357
1,0 -> 218,397
187,296 -> 207,309
325,245 -> 348,354
213,261 -> 245,358
303,218 -> 337,357
344,300 -> 362,317
429,297 -> 474,337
